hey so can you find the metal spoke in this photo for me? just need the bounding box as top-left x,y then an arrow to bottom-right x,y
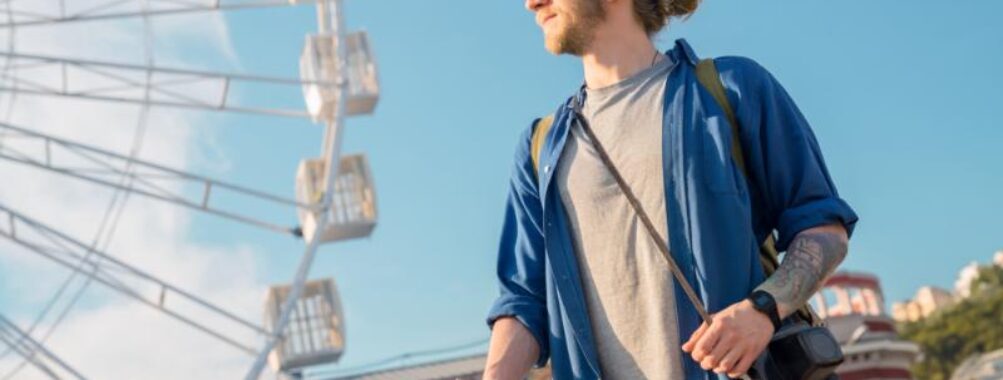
71,63 -> 220,108
0,122 -> 316,236
0,330 -> 63,380
71,0 -> 136,19
0,204 -> 273,356
0,51 -> 336,86
0,315 -> 87,380
0,71 -> 58,93
62,74 -> 223,97
0,0 -> 320,28
0,85 -> 311,118
0,51 -> 330,117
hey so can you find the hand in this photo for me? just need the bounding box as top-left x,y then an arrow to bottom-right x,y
681,300 -> 774,378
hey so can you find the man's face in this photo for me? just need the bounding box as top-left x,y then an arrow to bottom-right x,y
526,0 -> 605,56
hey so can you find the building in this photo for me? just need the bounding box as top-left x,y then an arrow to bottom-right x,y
891,301 -> 921,324
323,355 -> 551,380
956,262 -> 982,299
324,354 -> 485,380
891,286 -> 955,323
812,271 -> 921,379
954,252 -> 1003,300
892,251 -> 1003,322
951,348 -> 1003,380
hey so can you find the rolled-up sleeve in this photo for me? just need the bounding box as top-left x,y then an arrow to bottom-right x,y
485,122 -> 550,367
722,57 -> 859,252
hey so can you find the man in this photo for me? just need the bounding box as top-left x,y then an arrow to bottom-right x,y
484,0 -> 858,379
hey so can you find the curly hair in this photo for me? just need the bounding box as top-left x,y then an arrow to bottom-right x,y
632,0 -> 700,36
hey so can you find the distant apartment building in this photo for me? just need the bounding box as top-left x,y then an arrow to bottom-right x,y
891,250 -> 1003,323
955,262 -> 982,299
891,286 -> 956,323
953,252 -> 1003,300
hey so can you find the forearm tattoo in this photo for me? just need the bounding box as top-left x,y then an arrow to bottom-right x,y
756,230 -> 848,317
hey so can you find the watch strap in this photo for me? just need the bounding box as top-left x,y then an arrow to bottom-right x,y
749,290 -> 782,331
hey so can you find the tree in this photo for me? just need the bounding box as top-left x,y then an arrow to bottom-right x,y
900,265 -> 1003,380
971,265 -> 1003,297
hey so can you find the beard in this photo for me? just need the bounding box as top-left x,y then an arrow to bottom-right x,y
544,0 -> 605,56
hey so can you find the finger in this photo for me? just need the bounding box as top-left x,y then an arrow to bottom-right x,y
728,349 -> 760,379
714,344 -> 745,375
701,331 -> 733,371
682,322 -> 710,352
691,325 -> 723,362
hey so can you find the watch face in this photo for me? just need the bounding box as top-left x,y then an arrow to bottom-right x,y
753,291 -> 772,308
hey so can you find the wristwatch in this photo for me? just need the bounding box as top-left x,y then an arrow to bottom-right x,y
747,290 -> 782,332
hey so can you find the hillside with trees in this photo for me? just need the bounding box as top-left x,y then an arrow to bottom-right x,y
899,264 -> 1003,379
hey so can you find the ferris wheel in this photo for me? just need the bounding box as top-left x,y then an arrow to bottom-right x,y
0,1 -> 381,379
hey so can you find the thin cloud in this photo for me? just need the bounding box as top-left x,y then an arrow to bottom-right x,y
0,2 -> 282,379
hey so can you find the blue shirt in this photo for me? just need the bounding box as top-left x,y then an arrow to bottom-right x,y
486,39 -> 858,380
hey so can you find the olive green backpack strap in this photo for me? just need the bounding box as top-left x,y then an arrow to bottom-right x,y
530,114 -> 555,177
696,58 -> 776,269
696,59 -> 746,176
695,58 -> 821,326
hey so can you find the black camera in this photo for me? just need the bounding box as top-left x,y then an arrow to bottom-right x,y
746,322 -> 844,380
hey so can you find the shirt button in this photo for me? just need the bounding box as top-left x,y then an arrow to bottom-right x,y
543,165 -> 550,173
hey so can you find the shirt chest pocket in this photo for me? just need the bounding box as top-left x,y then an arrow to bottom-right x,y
699,116 -> 744,195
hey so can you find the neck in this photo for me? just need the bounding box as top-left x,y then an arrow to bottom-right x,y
580,27 -> 659,89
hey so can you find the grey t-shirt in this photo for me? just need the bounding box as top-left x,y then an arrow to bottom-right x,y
556,55 -> 684,380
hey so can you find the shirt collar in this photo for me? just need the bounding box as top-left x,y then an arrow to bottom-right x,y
669,38 -> 700,66
566,38 -> 697,113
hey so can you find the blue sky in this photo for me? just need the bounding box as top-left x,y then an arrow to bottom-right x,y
6,0 -> 999,377
189,0 -> 1003,375
188,0 -> 1003,374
